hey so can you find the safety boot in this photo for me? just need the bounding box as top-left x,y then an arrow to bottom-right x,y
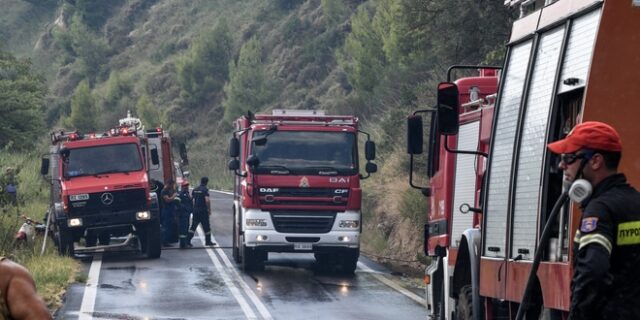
205,234 -> 215,246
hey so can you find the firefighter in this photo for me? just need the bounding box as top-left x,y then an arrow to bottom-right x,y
161,180 -> 178,247
0,256 -> 53,319
177,181 -> 193,248
188,177 -> 215,246
548,121 -> 640,319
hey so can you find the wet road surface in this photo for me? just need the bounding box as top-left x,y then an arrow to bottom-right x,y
55,191 -> 426,320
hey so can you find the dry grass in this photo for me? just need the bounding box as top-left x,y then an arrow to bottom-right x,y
361,148 -> 428,274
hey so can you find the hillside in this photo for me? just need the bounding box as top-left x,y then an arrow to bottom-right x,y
0,0 -> 516,273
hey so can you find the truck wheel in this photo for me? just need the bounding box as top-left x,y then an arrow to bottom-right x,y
56,227 -> 75,256
455,285 -> 473,320
141,220 -> 162,259
340,249 -> 359,275
98,232 -> 111,245
241,238 -> 264,271
232,207 -> 240,263
85,234 -> 98,247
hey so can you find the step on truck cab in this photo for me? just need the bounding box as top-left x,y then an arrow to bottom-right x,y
228,110 -> 377,274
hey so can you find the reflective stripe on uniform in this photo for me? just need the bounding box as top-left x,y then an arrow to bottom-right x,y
579,233 -> 612,254
617,220 -> 640,245
574,230 -> 582,243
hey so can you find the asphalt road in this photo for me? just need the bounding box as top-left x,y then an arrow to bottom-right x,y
54,191 -> 426,320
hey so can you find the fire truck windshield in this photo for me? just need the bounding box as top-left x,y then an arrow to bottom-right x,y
64,143 -> 143,178
251,131 -> 356,175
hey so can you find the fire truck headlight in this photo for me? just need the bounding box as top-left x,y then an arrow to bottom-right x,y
136,211 -> 151,220
68,218 -> 83,227
339,220 -> 359,229
246,219 -> 267,227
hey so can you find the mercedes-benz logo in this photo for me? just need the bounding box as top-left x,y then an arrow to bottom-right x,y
101,192 -> 114,205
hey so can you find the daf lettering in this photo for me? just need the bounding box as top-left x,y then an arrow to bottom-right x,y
259,188 -> 279,193
329,177 -> 350,183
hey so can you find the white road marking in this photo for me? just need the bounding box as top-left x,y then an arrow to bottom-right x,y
357,261 -> 426,306
196,228 -> 258,320
79,253 -> 102,320
208,232 -> 274,320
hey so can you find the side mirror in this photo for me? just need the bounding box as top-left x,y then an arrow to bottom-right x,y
437,82 -> 460,135
40,158 -> 50,175
407,115 -> 424,154
229,137 -> 240,158
228,159 -> 240,171
365,141 -> 376,161
365,162 -> 377,174
59,148 -> 70,159
179,143 -> 189,165
246,154 -> 260,168
150,149 -> 160,165
251,135 -> 267,146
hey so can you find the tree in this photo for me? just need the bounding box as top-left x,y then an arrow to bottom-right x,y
223,36 -> 271,122
68,80 -> 98,132
136,94 -> 163,128
177,19 -> 233,107
0,50 -> 46,150
337,4 -> 386,94
69,14 -> 109,84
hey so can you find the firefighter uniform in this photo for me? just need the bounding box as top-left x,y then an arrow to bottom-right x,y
569,173 -> 640,319
188,180 -> 214,246
177,184 -> 193,248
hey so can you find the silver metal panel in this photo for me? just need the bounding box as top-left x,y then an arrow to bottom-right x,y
557,8 -> 601,94
512,26 -> 565,260
450,120 -> 481,247
484,40 -> 533,258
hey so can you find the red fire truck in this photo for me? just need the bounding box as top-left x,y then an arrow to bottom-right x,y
40,112 -> 185,258
228,110 -> 377,274
407,0 -> 640,318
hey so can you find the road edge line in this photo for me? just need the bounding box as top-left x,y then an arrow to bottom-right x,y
79,253 -> 102,320
357,261 -> 426,307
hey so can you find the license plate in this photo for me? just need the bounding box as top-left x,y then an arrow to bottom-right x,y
70,194 -> 89,201
293,243 -> 312,250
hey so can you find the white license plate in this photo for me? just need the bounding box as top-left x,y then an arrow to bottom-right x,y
293,243 -> 312,250
70,194 -> 89,201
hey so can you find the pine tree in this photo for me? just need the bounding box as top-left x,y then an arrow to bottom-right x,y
0,50 -> 46,150
68,80 -> 98,132
223,36 -> 270,122
177,19 -> 233,107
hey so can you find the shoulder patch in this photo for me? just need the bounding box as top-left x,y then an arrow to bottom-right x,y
580,217 -> 599,233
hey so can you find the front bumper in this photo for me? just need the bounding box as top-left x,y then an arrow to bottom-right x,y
243,229 -> 360,252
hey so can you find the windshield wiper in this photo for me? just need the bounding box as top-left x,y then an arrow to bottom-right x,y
93,170 -> 131,177
258,165 -> 291,175
306,166 -> 340,175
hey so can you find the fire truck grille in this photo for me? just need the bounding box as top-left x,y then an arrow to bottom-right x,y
68,189 -> 146,216
270,211 -> 336,234
259,188 -> 348,206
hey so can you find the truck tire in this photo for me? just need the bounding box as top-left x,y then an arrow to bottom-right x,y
85,234 -> 98,247
232,207 -> 240,263
141,220 -> 162,259
455,285 -> 473,320
56,226 -> 75,256
240,236 -> 264,271
340,249 -> 359,275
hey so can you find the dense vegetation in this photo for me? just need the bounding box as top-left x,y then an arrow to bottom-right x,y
1,0 -> 516,275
